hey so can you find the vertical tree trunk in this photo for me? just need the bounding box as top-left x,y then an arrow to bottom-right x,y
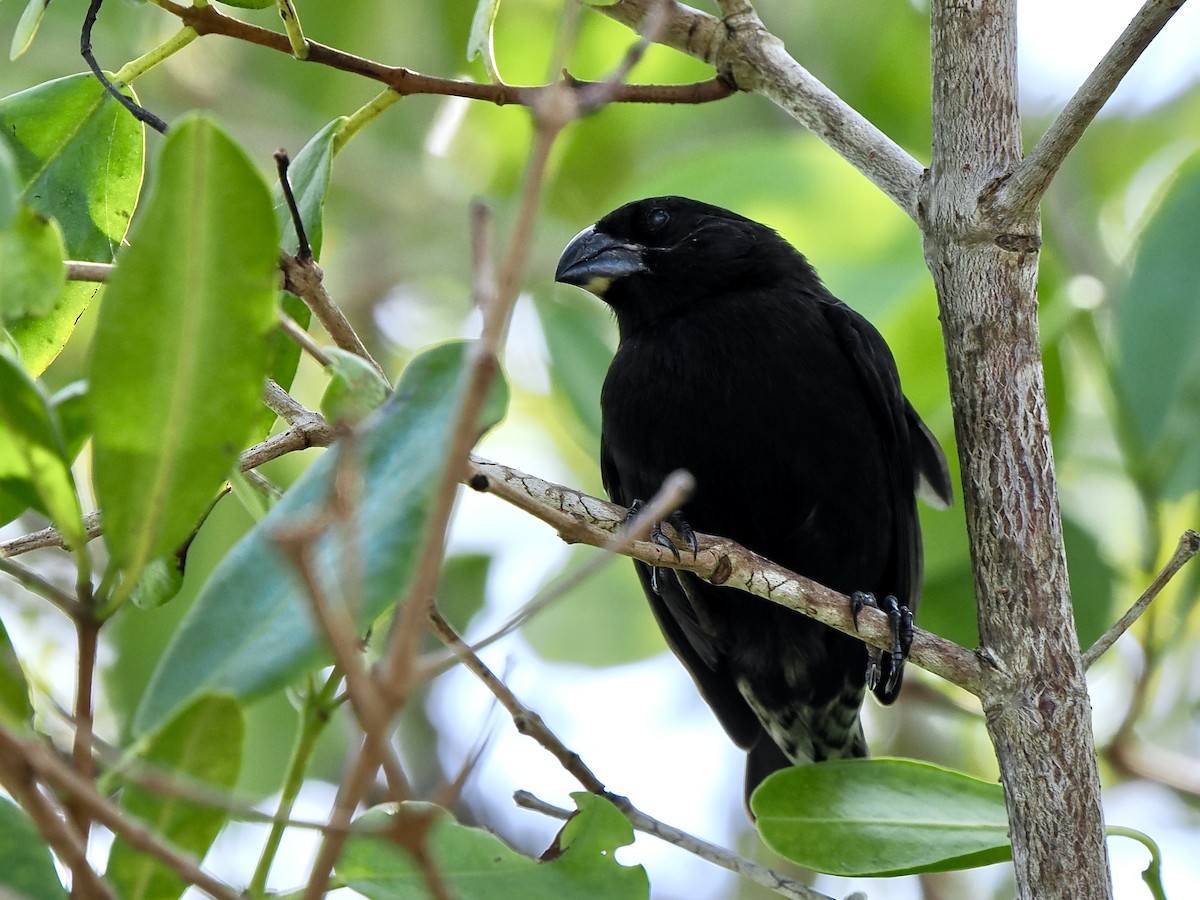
923,3 -> 1111,897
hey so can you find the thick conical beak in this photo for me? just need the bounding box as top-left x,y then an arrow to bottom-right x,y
555,225 -> 647,296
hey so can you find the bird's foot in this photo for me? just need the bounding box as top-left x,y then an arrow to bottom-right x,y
626,502 -> 698,594
850,591 -> 913,695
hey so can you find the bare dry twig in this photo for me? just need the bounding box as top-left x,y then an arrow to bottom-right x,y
1082,530 -> 1200,670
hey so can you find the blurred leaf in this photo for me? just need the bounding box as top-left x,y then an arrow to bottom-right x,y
467,0 -> 504,84
129,556 -> 187,611
436,552 -> 491,636
0,617 -> 33,730
533,292 -> 612,456
8,0 -> 50,61
1115,152 -> 1200,493
1063,517 -> 1115,650
0,139 -> 17,229
522,546 -> 664,667
51,381 -> 91,461
338,794 -> 648,899
0,204 -> 66,322
275,118 -> 340,260
0,74 -> 144,373
0,353 -> 86,551
752,758 -> 1011,876
322,347 -> 391,426
89,115 -> 279,605
134,341 -> 508,737
216,0 -> 275,8
107,696 -> 243,900
0,797 -> 67,898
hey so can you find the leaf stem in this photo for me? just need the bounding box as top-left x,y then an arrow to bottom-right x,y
248,666 -> 345,896
332,89 -> 403,155
112,25 -> 199,85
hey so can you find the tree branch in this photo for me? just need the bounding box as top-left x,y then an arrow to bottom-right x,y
1082,529 -> 1199,669
464,455 -> 985,694
149,0 -> 732,107
601,0 -> 926,217
989,0 -> 1188,224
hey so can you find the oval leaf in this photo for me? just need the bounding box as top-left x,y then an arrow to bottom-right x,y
752,757 -> 1011,876
1115,152 -> 1200,490
0,205 -> 67,322
0,353 -> 85,551
0,74 -> 144,373
338,794 -> 647,900
133,341 -> 508,736
89,114 -> 279,604
107,696 -> 244,900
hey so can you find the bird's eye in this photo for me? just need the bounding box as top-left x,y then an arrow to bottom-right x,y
645,208 -> 670,232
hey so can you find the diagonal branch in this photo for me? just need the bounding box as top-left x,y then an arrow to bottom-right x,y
989,0 -> 1188,223
1082,529 -> 1199,669
601,0 -> 926,217
464,455 -> 985,695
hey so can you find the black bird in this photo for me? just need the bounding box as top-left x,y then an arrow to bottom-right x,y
555,196 -> 952,803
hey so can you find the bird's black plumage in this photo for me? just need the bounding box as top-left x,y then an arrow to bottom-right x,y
555,196 -> 952,803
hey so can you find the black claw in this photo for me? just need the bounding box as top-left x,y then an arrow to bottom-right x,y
667,510 -> 699,558
849,591 -> 913,694
651,525 -> 682,561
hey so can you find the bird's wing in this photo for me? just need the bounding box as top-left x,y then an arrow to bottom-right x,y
601,435 -> 764,748
820,298 -> 949,703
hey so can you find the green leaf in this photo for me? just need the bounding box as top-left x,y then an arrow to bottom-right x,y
533,292 -> 613,455
0,74 -> 145,373
321,347 -> 391,426
0,617 -> 33,730
0,139 -> 18,229
1115,152 -> 1200,490
0,797 -> 67,898
217,0 -> 276,8
107,696 -> 243,900
752,758 -> 1011,876
1063,517 -> 1116,650
51,381 -> 91,462
467,0 -> 505,84
0,205 -> 67,322
275,118 -> 340,260
9,0 -> 50,61
337,794 -> 648,899
0,353 -> 86,552
89,114 -> 279,605
128,556 -> 187,611
133,341 -> 508,736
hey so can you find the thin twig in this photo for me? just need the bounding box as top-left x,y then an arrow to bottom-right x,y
82,0 -> 170,132
280,254 -> 389,385
66,260 -> 114,282
416,470 -> 694,679
0,724 -> 238,900
0,556 -> 88,617
278,313 -> 333,368
0,747 -> 114,900
990,0 -> 1188,223
1082,530 -> 1200,669
274,150 -> 313,260
428,608 -> 607,793
514,791 -> 833,900
150,0 -> 733,107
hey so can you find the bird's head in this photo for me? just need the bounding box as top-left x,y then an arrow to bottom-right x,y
555,196 -> 802,334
